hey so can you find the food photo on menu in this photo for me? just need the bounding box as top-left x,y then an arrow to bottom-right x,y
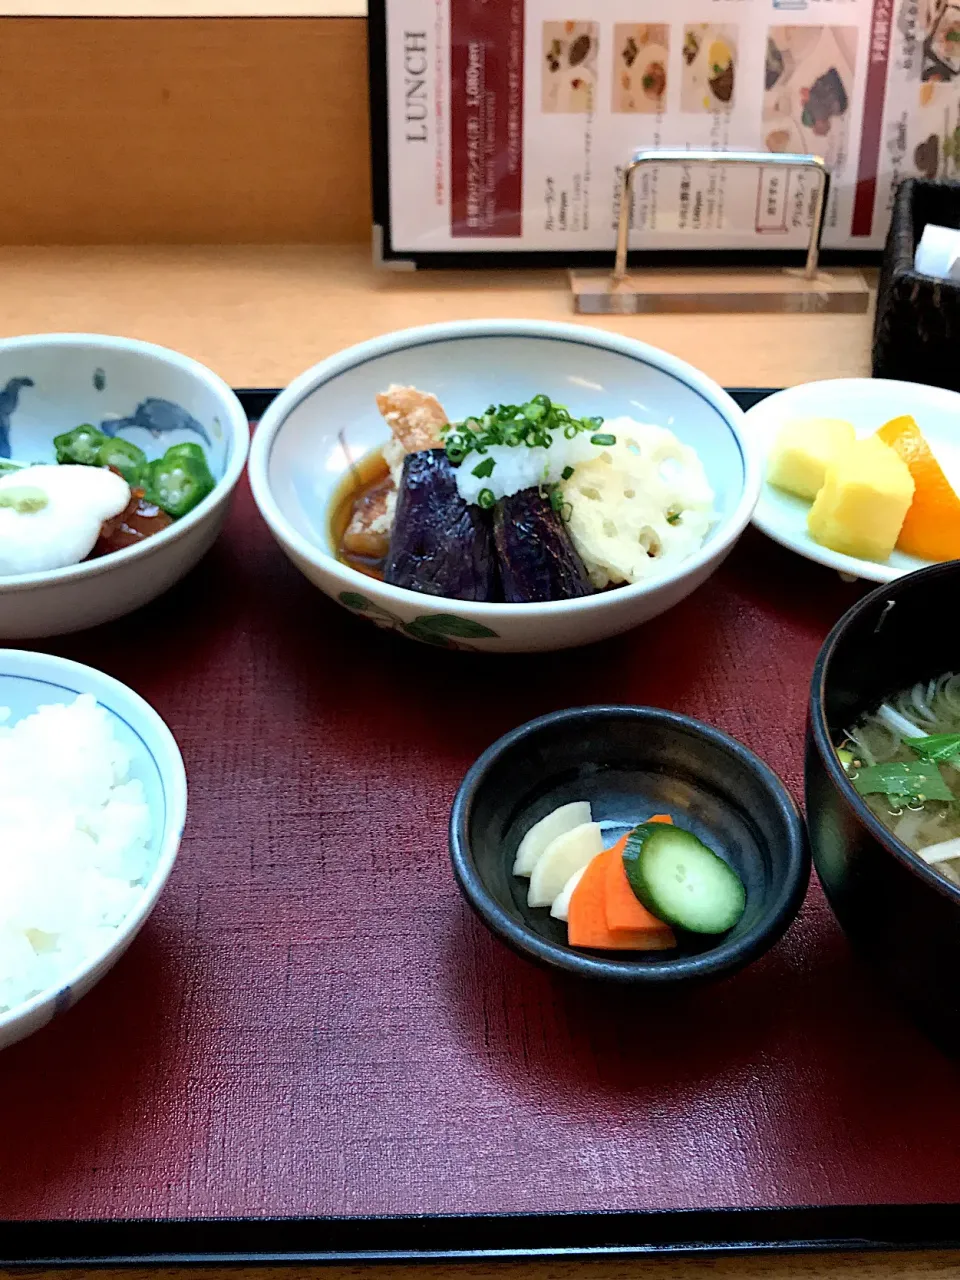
763,25 -> 857,166
611,23 -> 669,113
680,23 -> 737,112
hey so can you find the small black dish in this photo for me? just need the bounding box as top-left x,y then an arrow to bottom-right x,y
449,706 -> 809,983
807,561 -> 960,1049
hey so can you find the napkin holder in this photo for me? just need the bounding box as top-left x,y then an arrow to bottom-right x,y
873,178 -> 960,392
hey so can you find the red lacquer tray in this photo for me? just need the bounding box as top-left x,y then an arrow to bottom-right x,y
3,391 -> 960,1266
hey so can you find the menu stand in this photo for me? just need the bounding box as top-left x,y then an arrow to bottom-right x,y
570,149 -> 872,315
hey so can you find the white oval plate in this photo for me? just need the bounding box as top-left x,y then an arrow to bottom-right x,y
742,377 -> 960,584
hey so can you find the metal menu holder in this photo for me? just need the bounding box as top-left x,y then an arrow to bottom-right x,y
570,149 -> 871,314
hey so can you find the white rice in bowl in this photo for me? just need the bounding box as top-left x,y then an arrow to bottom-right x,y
0,693 -> 152,1014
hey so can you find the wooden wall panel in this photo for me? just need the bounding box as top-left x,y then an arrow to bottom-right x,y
0,18 -> 371,243
4,2 -> 366,12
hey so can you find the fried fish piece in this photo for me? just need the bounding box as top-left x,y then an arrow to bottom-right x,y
375,384 -> 447,454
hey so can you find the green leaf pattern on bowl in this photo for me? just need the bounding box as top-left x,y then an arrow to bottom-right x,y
338,592 -> 498,648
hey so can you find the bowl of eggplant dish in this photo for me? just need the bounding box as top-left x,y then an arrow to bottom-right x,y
248,320 -> 761,653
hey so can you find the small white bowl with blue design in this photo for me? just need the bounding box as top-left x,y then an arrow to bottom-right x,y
0,649 -> 187,1051
0,333 -> 249,639
248,320 -> 762,653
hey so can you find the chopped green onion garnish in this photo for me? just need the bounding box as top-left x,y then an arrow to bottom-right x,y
546,487 -> 573,522
441,396 -> 606,462
666,508 -> 682,526
561,465 -> 574,481
477,488 -> 496,509
471,457 -> 495,479
590,433 -> 616,447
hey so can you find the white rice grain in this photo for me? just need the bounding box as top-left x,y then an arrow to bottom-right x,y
0,694 -> 151,1014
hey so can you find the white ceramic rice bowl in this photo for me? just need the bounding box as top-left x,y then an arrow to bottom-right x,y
0,333 -> 249,639
0,649 -> 186,1051
249,321 -> 761,653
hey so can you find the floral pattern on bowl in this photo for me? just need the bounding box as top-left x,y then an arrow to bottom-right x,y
338,592 -> 499,648
99,397 -> 212,447
0,377 -> 34,458
0,374 -> 216,464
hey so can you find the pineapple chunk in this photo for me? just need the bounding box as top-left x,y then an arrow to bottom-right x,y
807,435 -> 915,562
767,417 -> 856,500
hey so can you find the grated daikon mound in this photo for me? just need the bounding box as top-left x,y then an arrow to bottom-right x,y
455,431 -> 611,506
0,693 -> 152,1015
559,418 -> 715,589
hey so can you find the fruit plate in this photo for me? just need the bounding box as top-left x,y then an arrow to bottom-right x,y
741,377 -> 960,584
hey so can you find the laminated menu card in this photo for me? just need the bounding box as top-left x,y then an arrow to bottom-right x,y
371,0 -> 960,263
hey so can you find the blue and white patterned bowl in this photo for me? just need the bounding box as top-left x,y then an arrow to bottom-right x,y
249,320 -> 762,653
0,333 -> 249,639
0,649 -> 187,1051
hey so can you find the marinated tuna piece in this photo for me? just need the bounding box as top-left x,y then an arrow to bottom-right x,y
384,449 -> 497,601
342,476 -> 395,560
94,488 -> 173,555
493,489 -> 594,603
375,384 -> 447,455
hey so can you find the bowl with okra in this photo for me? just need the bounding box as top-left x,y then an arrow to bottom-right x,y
0,332 -> 248,639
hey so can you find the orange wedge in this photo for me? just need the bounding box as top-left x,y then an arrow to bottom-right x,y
876,415 -> 960,561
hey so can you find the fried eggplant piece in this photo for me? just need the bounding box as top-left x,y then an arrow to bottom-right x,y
384,449 -> 497,601
493,488 -> 594,603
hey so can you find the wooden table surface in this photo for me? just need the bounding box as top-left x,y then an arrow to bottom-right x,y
0,245 -> 947,1280
0,245 -> 873,392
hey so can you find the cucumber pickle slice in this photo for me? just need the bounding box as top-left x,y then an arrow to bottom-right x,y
623,824 -> 746,935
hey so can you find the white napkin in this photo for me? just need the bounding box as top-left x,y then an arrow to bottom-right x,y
914,224 -> 960,280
